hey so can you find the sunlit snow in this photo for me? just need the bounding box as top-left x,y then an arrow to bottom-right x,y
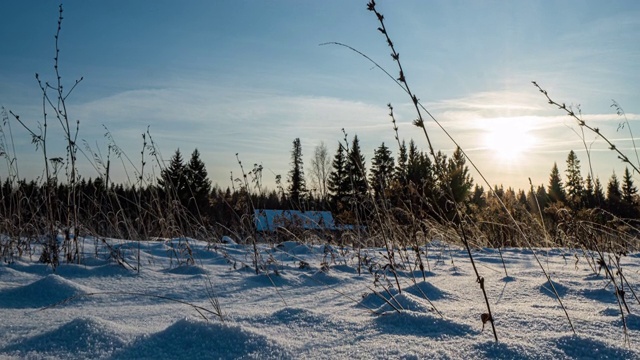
0,238 -> 639,359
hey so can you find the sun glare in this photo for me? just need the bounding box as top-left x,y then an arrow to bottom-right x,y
482,117 -> 536,162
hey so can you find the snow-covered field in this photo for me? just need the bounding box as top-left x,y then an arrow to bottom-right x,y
1,237 -> 639,359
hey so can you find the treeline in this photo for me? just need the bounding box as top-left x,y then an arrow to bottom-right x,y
1,135 -> 638,245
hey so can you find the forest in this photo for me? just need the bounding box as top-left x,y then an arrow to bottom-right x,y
2,130 -> 637,255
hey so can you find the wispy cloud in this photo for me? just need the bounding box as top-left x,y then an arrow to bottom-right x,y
66,83 -> 394,186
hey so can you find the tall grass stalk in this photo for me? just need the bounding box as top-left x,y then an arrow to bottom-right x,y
365,0 -> 498,340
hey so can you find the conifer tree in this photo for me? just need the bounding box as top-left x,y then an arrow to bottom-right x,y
186,148 -> 211,216
407,140 -> 435,193
621,167 -> 638,217
517,189 -> 529,210
346,135 -> 368,200
369,142 -> 395,199
159,149 -> 188,204
394,140 -> 408,187
621,167 -> 637,204
471,184 -> 486,208
527,185 -> 548,214
584,173 -> 595,208
287,138 -> 306,208
548,162 -> 566,204
594,177 -> 605,207
565,150 -> 584,208
447,147 -> 473,203
607,171 -> 622,215
327,143 -> 349,209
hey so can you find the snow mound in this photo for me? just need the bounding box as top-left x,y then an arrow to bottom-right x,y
538,279 -> 569,298
620,314 -> 640,331
275,241 -> 304,253
111,318 -> 291,359
374,308 -> 474,338
54,263 -> 132,278
472,341 -> 539,360
305,270 -> 344,286
0,274 -> 95,308
1,316 -> 127,359
360,288 -> 401,310
581,287 -> 616,303
0,265 -> 37,284
555,335 -> 640,359
246,272 -> 297,288
598,307 -> 621,317
163,265 -> 208,275
329,264 -> 358,274
221,235 -> 236,244
268,307 -> 329,327
404,281 -> 450,301
374,292 -> 435,314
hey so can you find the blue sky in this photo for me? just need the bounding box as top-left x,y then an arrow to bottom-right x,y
2,1 -> 640,192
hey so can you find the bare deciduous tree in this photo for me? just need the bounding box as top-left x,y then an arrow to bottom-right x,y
309,141 -> 331,202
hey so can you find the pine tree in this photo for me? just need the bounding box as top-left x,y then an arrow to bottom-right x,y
548,163 -> 566,204
287,138 -> 307,208
185,148 -> 211,216
369,142 -> 395,199
565,150 -> 584,208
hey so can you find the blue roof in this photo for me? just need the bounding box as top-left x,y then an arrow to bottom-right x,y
254,209 -> 337,232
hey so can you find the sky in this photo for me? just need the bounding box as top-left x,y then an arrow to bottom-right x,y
1,1 -> 640,193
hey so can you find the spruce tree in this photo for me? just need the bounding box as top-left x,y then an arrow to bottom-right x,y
621,167 -> 638,217
407,140 -> 435,193
471,185 -> 486,209
346,135 -> 368,200
394,140 -> 408,187
621,167 -> 637,204
159,149 -> 188,204
369,142 -> 395,199
584,173 -> 595,208
186,148 -> 212,216
548,163 -> 566,204
594,177 -> 605,207
607,172 -> 623,215
327,143 -> 349,209
287,138 -> 307,208
527,185 -> 548,213
565,150 -> 584,208
447,147 -> 473,203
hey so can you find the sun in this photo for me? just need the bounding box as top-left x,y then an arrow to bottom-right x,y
482,117 -> 536,162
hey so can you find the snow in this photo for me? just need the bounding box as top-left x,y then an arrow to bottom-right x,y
1,239 -> 639,359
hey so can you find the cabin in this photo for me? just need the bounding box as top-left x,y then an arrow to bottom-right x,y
253,209 -> 364,243
253,209 -> 335,231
